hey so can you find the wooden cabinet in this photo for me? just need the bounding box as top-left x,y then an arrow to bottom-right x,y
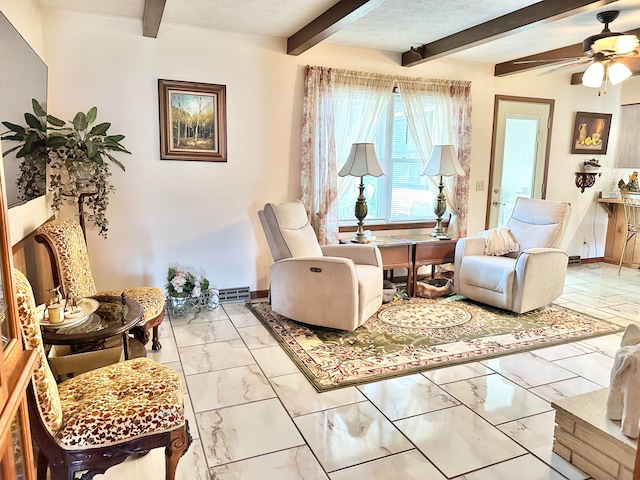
600,198 -> 640,268
0,164 -> 37,478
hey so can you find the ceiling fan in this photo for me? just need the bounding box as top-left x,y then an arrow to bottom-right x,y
516,10 -> 639,93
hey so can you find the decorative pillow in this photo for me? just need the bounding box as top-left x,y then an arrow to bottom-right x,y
476,226 -> 520,256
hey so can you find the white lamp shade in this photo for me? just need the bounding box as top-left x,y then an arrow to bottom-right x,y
582,62 -> 605,88
609,61 -> 632,85
338,143 -> 385,177
421,145 -> 465,177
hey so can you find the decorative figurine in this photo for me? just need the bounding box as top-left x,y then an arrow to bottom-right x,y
618,171 -> 639,191
48,286 -> 62,306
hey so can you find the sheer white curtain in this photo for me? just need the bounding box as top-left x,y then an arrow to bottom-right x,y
301,66 -> 393,244
397,77 -> 472,238
302,67 -> 472,242
333,70 -> 394,212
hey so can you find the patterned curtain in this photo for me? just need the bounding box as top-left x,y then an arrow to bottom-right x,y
301,66 -> 472,242
301,66 -> 338,244
301,66 -> 393,244
450,83 -> 472,238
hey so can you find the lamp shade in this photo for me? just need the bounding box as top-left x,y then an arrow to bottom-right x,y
421,145 -> 465,177
338,143 -> 384,177
609,61 -> 632,85
582,61 -> 605,88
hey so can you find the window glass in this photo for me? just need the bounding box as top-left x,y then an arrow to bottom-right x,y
338,94 -> 436,224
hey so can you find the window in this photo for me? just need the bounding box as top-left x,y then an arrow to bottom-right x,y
338,94 -> 437,225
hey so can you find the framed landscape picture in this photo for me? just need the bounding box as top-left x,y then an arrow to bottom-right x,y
158,79 -> 227,162
570,111 -> 612,155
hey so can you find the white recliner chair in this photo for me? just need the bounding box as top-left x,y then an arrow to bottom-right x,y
454,197 -> 570,314
258,200 -> 383,331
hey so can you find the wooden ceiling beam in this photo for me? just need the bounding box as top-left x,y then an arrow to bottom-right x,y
402,0 -> 618,67
143,0 -> 166,38
287,0 -> 385,55
497,27 -> 640,76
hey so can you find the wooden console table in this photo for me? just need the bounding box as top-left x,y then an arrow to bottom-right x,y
368,237 -> 414,296
394,234 -> 457,296
342,237 -> 414,294
597,198 -> 640,269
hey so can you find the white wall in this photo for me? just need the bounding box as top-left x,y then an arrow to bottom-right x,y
10,8 -> 628,292
0,0 -> 43,57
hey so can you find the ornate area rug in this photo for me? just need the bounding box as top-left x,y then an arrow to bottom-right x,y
249,296 -> 623,391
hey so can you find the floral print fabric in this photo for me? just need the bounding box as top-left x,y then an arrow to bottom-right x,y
14,269 -> 64,435
14,269 -> 184,449
36,218 -> 97,297
36,218 -> 164,324
56,357 -> 184,449
100,287 -> 165,322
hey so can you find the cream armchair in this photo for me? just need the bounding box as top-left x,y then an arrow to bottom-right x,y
454,197 -> 570,314
259,200 -> 383,331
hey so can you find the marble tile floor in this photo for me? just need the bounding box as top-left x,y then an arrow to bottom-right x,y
98,263 -> 640,480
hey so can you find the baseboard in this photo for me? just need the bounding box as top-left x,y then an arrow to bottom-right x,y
581,257 -> 604,264
251,289 -> 269,299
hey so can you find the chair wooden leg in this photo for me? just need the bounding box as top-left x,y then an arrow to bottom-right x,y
36,450 -> 48,480
165,422 -> 192,480
619,232 -> 631,274
152,325 -> 162,351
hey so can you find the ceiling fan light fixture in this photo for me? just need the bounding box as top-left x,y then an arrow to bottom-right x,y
582,61 -> 605,88
609,61 -> 632,85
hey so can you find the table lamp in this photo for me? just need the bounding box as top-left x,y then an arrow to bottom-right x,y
421,144 -> 465,237
338,143 -> 385,243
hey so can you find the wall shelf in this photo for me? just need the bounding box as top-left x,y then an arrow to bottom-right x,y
574,172 -> 601,193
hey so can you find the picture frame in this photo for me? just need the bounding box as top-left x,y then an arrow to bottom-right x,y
158,79 -> 227,162
570,111 -> 612,155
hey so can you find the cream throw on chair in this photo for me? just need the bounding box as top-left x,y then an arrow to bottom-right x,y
454,197 -> 570,314
259,200 -> 383,331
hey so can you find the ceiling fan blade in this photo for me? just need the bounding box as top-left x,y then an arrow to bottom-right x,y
514,57 -> 584,64
538,58 -> 593,75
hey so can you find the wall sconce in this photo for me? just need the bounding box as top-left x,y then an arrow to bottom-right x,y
575,172 -> 601,193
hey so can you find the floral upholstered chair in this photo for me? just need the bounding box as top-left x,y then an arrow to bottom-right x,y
35,218 -> 165,350
14,269 -> 191,480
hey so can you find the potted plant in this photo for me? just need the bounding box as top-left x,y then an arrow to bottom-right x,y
1,100 -> 130,237
48,106 -> 130,237
0,99 -> 65,201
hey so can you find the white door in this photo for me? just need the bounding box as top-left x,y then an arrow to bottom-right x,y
488,97 -> 553,228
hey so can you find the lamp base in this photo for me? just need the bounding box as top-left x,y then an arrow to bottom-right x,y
430,222 -> 447,237
350,232 -> 370,244
431,176 -> 447,237
350,177 -> 370,244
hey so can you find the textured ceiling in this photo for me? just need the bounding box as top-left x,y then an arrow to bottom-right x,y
35,0 -> 640,64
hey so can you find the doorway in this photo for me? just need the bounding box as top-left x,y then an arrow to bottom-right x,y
487,95 -> 554,228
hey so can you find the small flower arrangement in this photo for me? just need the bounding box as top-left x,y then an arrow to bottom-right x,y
166,267 -> 210,298
583,158 -> 600,167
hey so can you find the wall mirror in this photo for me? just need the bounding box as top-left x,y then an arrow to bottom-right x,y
0,11 -> 48,208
